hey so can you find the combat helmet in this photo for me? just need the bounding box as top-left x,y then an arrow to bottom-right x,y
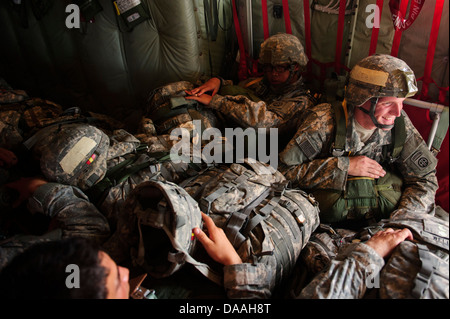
345,54 -> 418,129
259,33 -> 308,67
38,123 -> 109,191
126,180 -> 214,280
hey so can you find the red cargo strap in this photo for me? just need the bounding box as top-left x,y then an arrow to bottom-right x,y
418,0 -> 446,102
232,0 -> 249,81
262,0 -> 270,39
389,0 -> 408,56
303,0 -> 312,79
389,0 -> 424,57
369,0 -> 384,55
282,0 -> 292,34
335,0 -> 347,74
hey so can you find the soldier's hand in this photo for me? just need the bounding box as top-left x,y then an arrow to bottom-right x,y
186,77 -> 221,97
193,212 -> 242,266
185,93 -> 213,105
0,147 -> 18,168
365,228 -> 413,258
348,156 -> 386,178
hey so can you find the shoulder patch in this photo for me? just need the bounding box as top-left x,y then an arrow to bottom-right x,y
297,136 -> 319,160
410,151 -> 430,170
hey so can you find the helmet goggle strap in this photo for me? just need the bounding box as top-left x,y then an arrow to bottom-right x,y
359,97 -> 395,130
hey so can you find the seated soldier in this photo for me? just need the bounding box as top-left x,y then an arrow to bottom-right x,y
279,54 -> 439,228
184,33 -> 316,149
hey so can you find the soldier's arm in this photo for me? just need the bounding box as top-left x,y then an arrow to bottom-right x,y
194,213 -> 273,299
279,104 -> 348,190
394,113 -> 439,214
298,228 -> 412,299
207,94 -> 311,130
27,181 -> 110,244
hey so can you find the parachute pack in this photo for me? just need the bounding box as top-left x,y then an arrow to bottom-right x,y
120,159 -> 320,291
180,159 -> 321,289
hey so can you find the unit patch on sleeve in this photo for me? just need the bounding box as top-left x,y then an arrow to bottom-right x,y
410,150 -> 430,170
297,136 -> 319,160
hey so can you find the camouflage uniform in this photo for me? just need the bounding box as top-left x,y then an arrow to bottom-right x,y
223,263 -> 272,298
298,210 -> 449,299
206,33 -> 315,145
298,241 -> 384,298
280,55 -> 438,220
280,103 -> 438,215
0,182 -> 110,270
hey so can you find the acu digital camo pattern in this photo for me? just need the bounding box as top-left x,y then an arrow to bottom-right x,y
107,180 -> 203,279
258,33 -> 308,67
280,102 -> 438,223
346,54 -> 418,106
379,210 -> 449,299
145,81 -> 219,135
0,97 -> 63,149
209,75 -> 315,146
182,159 -> 320,291
297,211 -> 449,299
37,123 -> 110,191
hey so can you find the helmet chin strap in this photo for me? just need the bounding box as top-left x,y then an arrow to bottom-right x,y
359,98 -> 395,130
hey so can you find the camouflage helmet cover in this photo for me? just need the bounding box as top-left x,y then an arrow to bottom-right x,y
126,180 -> 202,278
346,54 -> 418,106
39,123 -> 109,190
259,33 -> 308,66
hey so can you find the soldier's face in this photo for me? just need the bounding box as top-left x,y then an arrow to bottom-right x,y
99,251 -> 130,299
264,64 -> 298,87
358,96 -> 405,130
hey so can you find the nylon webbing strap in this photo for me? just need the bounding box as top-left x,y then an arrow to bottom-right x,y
332,100 -> 348,156
269,217 -> 295,283
334,0 -> 347,74
225,187 -> 272,248
411,243 -> 441,298
242,196 -> 281,237
431,106 -> 449,154
391,115 -> 406,160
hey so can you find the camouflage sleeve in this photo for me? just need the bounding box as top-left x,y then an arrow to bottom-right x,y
298,242 -> 384,299
28,183 -> 110,244
394,112 -> 439,214
223,263 -> 273,299
208,94 -> 310,130
279,103 -> 349,190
